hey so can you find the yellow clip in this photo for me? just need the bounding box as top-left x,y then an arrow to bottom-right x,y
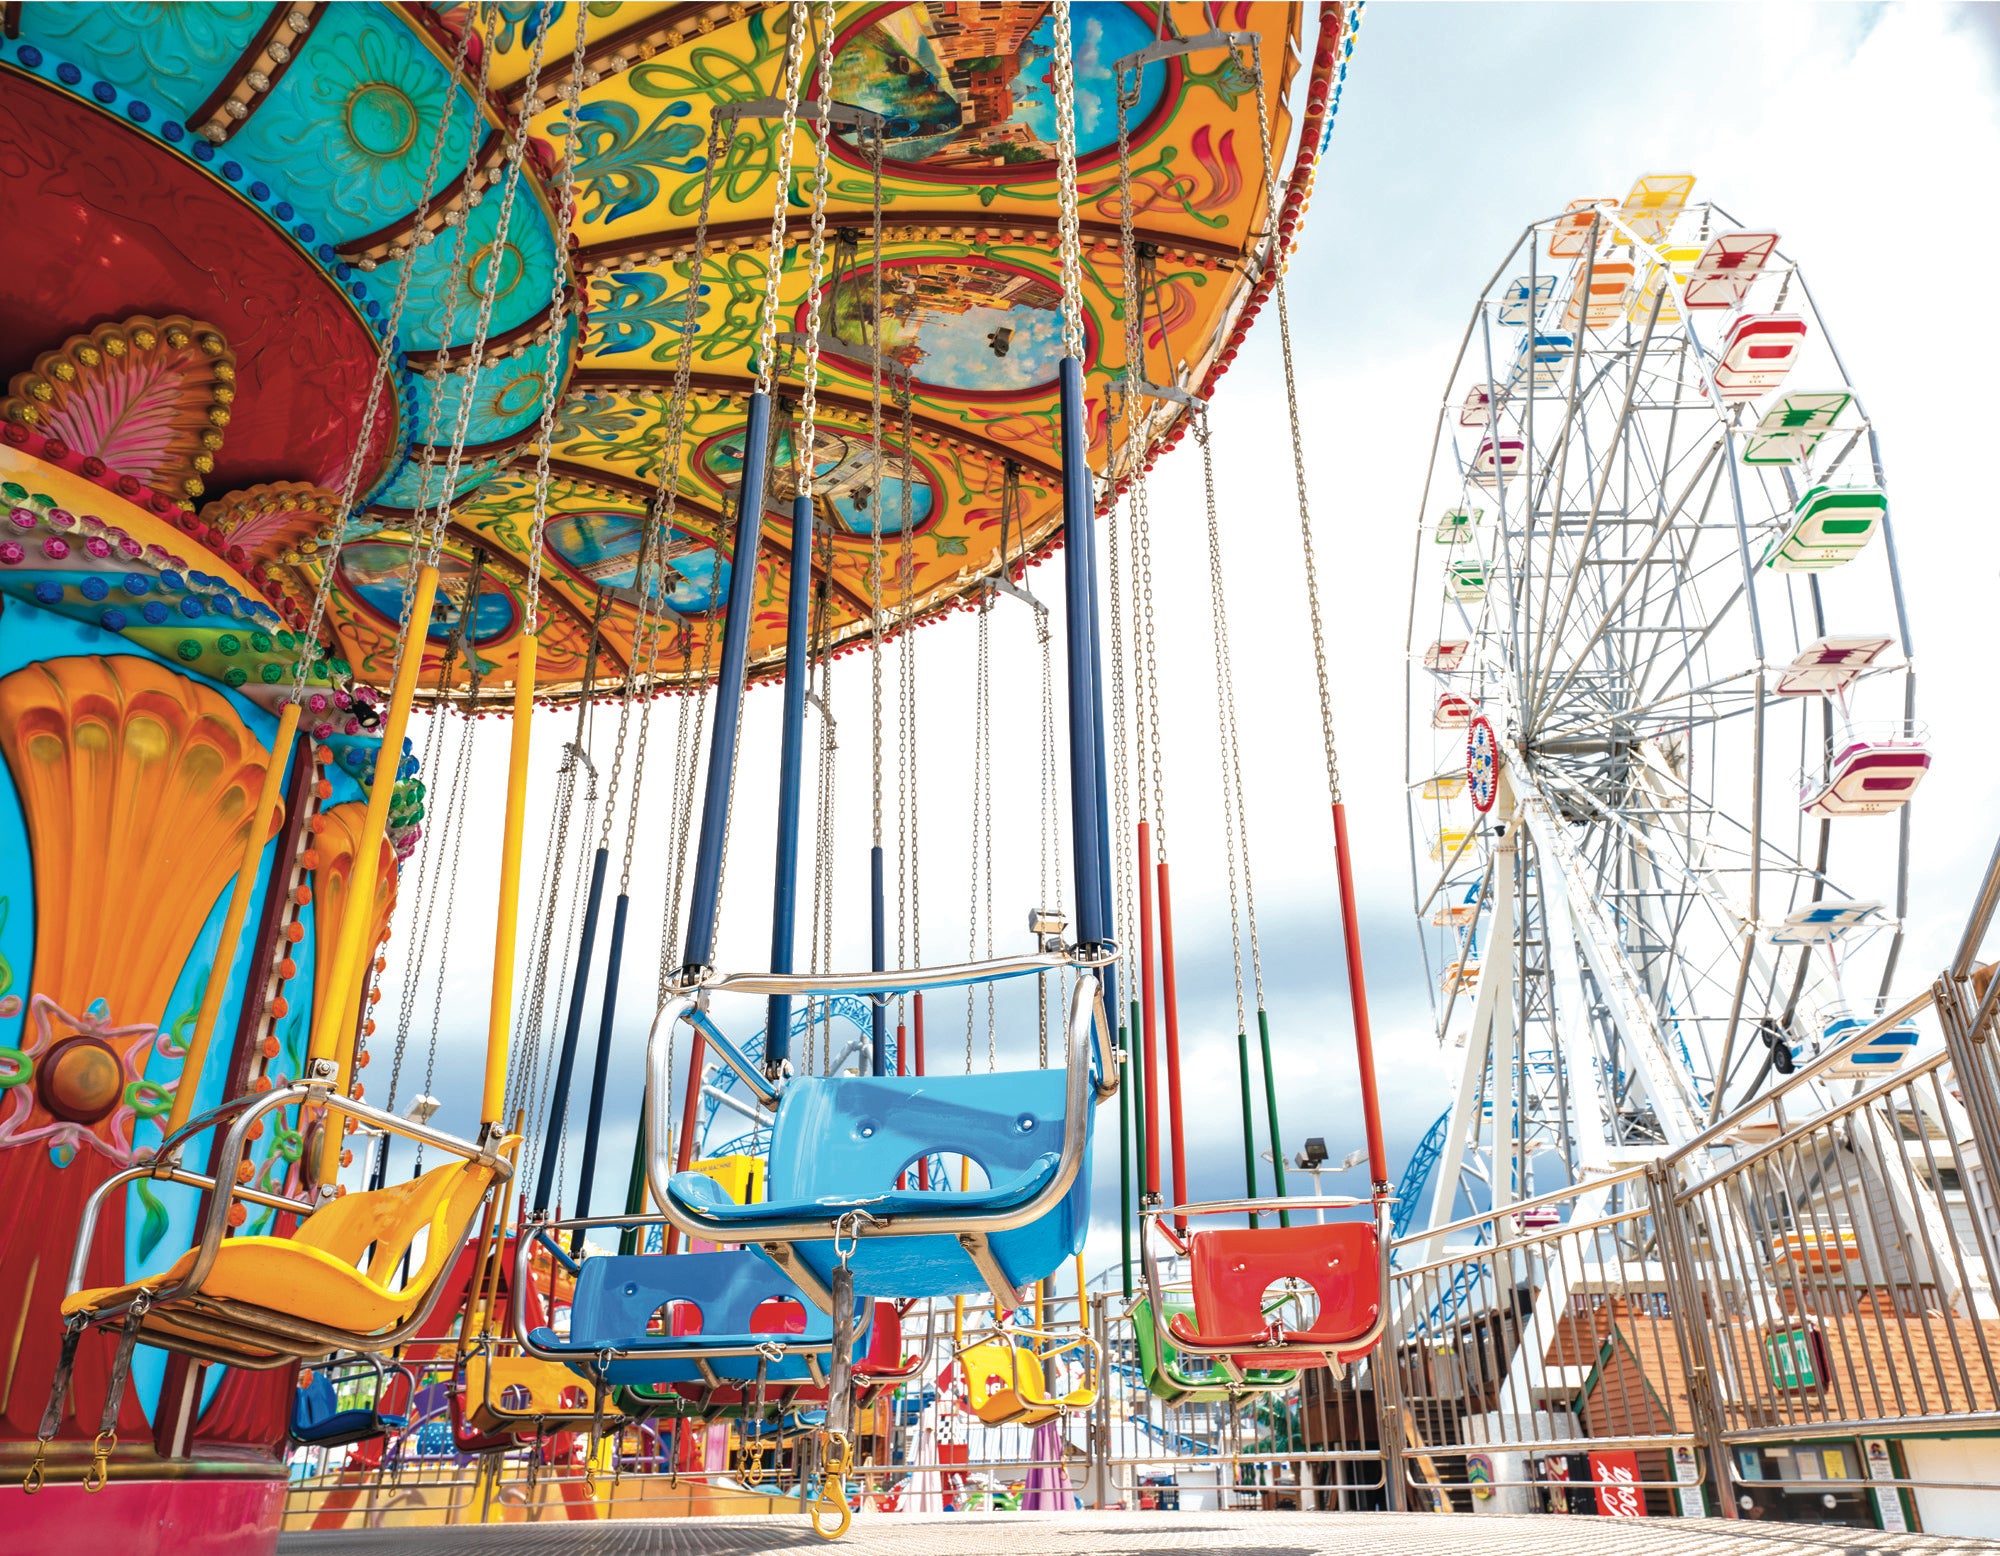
84,1429 -> 117,1493
809,1429 -> 854,1540
22,1440 -> 47,1495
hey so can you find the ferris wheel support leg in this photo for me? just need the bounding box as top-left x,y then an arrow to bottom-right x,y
1419,822 -> 1515,1268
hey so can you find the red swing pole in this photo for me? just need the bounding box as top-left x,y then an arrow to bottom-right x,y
1135,821 -> 1163,1201
1331,801 -> 1389,1193
914,993 -> 928,1190
1156,857 -> 1190,1229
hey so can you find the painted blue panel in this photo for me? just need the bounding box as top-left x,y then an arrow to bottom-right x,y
368,180 -> 564,351
22,2 -> 265,119
225,1 -> 482,245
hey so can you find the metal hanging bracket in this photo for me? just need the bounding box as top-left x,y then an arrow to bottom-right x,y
715,98 -> 885,131
1113,30 -> 1255,73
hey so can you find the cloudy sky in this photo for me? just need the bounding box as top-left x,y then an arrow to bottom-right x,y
366,4 -> 2000,1284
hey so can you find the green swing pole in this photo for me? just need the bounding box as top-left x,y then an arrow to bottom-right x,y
1257,1008 -> 1291,1228
1118,1016 -> 1134,1299
1236,1028 -> 1261,1229
618,1094 -> 647,1257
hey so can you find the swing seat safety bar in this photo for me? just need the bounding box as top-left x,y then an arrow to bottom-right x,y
648,974 -> 1114,1311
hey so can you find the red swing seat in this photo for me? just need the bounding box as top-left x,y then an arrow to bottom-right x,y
1167,1221 -> 1383,1369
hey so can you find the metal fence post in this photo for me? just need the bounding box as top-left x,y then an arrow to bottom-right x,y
1375,1220 -> 1407,1510
1647,1158 -> 1734,1519
1091,1292 -> 1112,1508
1937,970 -> 2000,1210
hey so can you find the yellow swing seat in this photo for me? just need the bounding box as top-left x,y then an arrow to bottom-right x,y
463,1352 -> 613,1433
64,1149 -> 509,1362
960,1336 -> 1098,1427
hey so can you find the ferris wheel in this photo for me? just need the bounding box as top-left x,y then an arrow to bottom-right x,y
1402,174 -> 1922,1238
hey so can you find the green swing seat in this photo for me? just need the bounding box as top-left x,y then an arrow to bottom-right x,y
1131,1294 -> 1296,1405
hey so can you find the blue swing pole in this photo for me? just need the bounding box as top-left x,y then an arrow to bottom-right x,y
870,845 -> 888,1074
534,844 -> 608,1214
1058,356 -> 1105,951
683,389 -> 773,976
767,488 -> 815,1074
572,887 -> 630,1234
532,587 -> 614,1217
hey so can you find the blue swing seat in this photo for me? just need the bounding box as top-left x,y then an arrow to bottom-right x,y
290,1369 -> 408,1449
666,1067 -> 1091,1301
530,1248 -> 870,1389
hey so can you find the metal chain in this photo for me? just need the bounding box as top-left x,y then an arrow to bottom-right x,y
1250,39 -> 1342,806
753,7 -> 809,394
288,4 -> 478,698
867,123 -> 886,856
523,0 -> 591,632
397,3 -> 500,630
1050,1 -> 1085,362
428,4 -> 552,580
622,118 -> 724,893
1199,413 -> 1248,1033
507,748 -> 573,1120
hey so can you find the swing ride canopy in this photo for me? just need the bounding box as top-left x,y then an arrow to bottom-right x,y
1,2 -> 1346,705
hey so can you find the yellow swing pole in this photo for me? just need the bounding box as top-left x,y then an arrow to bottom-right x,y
311,564 -> 440,1186
161,699 -> 301,1141
483,633 -> 537,1127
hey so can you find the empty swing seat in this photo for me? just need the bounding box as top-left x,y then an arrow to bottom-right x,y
617,1298 -> 918,1418
1800,733 -> 1930,819
291,1368 -> 410,1449
665,1067 -> 1091,1303
532,1248 -> 868,1389
1712,313 -> 1806,401
63,1152 -> 507,1361
1167,1222 -> 1383,1370
1761,484 -> 1886,572
958,1339 -> 1094,1426
1133,1295 -> 1295,1404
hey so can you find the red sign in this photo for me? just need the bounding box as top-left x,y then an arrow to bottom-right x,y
1589,1450 -> 1645,1517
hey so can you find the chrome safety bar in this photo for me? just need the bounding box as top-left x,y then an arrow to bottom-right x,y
645,973 -> 1114,1259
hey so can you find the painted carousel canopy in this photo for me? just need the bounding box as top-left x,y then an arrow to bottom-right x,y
0,1 -> 1352,704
